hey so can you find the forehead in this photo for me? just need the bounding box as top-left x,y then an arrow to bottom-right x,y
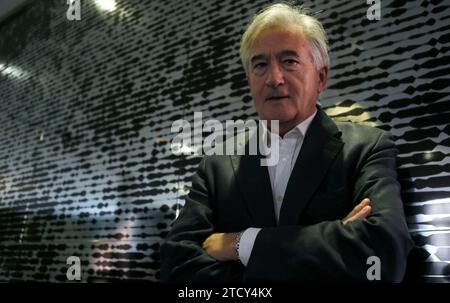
250,28 -> 310,56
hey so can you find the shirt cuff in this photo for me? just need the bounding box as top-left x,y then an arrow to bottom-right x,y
238,227 -> 262,266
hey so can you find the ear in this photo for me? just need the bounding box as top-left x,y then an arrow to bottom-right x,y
317,66 -> 328,93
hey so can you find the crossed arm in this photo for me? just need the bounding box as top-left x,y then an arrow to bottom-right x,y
202,198 -> 372,262
160,131 -> 414,282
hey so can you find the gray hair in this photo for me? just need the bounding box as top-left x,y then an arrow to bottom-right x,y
240,3 -> 330,74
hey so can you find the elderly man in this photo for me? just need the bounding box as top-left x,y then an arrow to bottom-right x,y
160,3 -> 413,282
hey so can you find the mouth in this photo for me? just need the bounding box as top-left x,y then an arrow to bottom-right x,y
265,95 -> 290,102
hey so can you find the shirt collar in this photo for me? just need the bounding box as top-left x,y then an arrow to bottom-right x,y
261,109 -> 317,140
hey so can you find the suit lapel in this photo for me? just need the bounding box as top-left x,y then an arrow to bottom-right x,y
230,128 -> 277,228
278,108 -> 344,226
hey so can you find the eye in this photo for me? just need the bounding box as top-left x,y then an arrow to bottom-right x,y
253,62 -> 267,70
251,62 -> 268,75
283,59 -> 299,66
281,58 -> 300,71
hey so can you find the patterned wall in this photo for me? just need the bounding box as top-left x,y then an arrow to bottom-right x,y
0,0 -> 448,282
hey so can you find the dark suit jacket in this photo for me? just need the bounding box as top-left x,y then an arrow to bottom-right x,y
160,107 -> 414,282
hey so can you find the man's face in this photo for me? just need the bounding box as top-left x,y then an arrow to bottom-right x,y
247,28 -> 328,133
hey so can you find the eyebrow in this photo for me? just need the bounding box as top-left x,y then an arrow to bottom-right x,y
250,54 -> 268,64
250,50 -> 301,64
277,50 -> 300,59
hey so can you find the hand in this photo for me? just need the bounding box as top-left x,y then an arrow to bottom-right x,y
342,198 -> 372,225
202,232 -> 239,261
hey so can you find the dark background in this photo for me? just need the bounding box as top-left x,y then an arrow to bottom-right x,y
0,0 -> 449,282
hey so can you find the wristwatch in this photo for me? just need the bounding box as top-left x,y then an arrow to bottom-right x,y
235,231 -> 244,262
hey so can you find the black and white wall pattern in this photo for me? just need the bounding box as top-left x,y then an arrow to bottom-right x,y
0,0 -> 449,282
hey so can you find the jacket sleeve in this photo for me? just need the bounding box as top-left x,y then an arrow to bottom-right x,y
159,157 -> 244,282
244,131 -> 415,282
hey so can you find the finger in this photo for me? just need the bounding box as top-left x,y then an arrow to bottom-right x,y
347,198 -> 370,218
343,198 -> 370,222
349,205 -> 372,222
354,198 -> 371,213
358,205 -> 372,218
343,205 -> 372,225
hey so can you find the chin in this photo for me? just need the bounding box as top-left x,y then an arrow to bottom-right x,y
262,109 -> 296,122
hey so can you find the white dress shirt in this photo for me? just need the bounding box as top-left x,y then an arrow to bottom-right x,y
238,110 -> 317,266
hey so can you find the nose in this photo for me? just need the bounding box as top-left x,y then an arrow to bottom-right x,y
265,63 -> 284,88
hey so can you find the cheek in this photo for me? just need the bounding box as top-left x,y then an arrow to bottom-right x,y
295,78 -> 314,94
250,81 -> 264,97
